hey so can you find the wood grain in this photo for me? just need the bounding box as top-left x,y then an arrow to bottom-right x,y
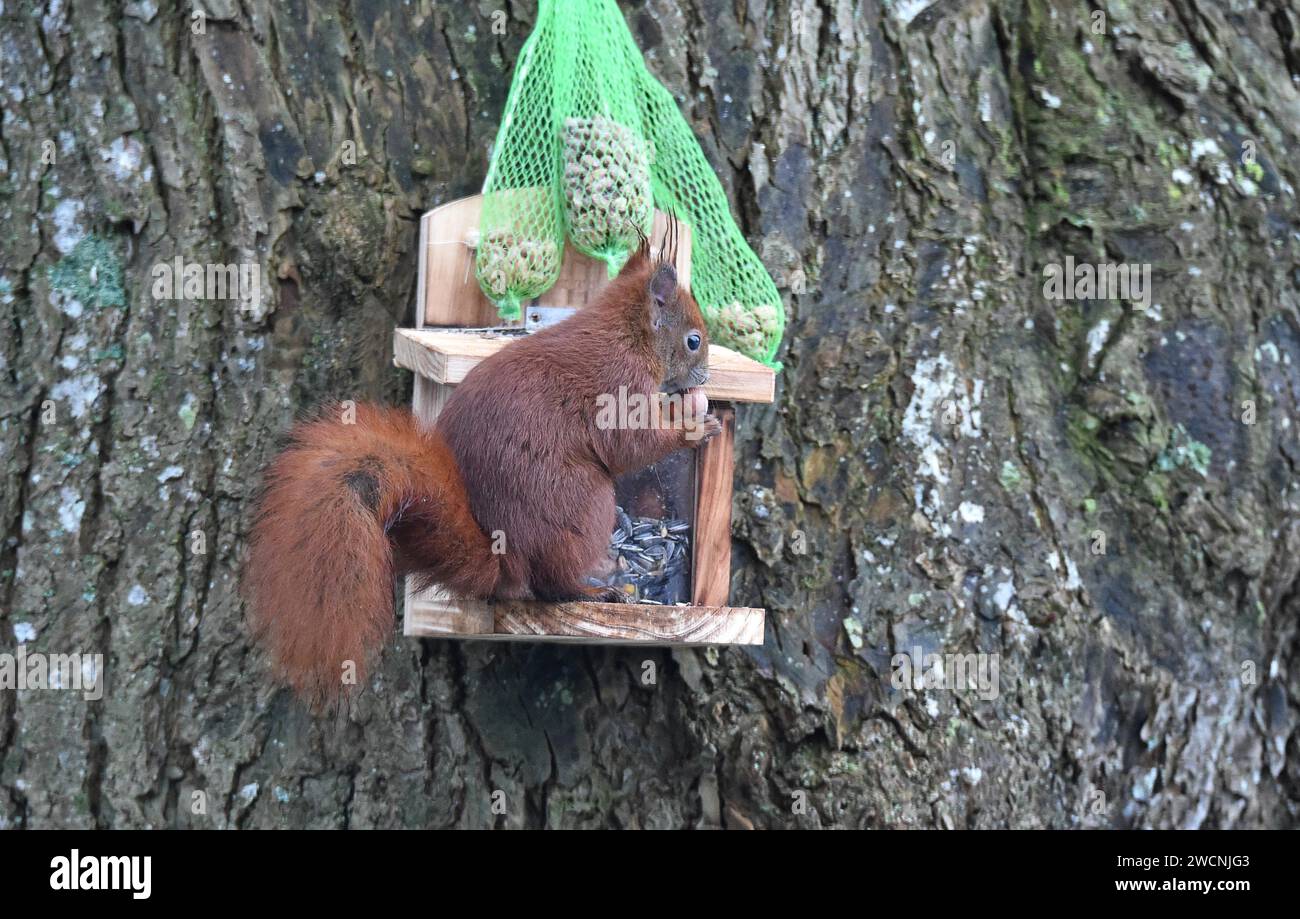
692,404 -> 736,607
415,209 -> 432,329
394,328 -> 776,403
405,586 -> 764,645
421,197 -> 502,328
411,373 -> 451,424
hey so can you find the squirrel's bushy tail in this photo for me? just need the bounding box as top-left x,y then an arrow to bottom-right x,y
246,402 -> 500,705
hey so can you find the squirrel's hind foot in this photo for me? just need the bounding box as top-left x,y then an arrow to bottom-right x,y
585,585 -> 632,604
537,583 -> 631,604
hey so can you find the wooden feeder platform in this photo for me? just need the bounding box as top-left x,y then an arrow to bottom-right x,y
395,194 -> 775,645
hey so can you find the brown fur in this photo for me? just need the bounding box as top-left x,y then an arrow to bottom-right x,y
245,243 -> 717,703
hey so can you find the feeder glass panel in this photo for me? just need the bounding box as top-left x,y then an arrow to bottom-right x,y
591,449 -> 695,604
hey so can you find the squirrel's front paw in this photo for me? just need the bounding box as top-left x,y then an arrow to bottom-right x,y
686,413 -> 723,447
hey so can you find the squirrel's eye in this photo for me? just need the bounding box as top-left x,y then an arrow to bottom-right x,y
685,331 -> 702,352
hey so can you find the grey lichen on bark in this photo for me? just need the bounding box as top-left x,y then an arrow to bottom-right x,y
0,0 -> 1296,828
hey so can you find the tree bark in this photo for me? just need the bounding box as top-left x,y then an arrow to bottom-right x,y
2,0 -> 1298,828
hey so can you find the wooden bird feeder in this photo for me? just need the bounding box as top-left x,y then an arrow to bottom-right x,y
394,194 -> 775,645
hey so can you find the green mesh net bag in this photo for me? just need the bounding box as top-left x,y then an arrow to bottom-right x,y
474,8 -> 565,319
477,0 -> 784,368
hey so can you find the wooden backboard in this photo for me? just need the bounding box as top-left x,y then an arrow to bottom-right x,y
417,194 -> 693,328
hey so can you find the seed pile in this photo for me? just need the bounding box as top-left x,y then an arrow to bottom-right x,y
475,229 -> 561,301
562,116 -> 652,258
604,507 -> 689,604
711,301 -> 781,357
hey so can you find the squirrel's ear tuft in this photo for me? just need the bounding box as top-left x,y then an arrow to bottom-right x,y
615,224 -> 652,278
634,222 -> 651,261
658,211 -> 680,270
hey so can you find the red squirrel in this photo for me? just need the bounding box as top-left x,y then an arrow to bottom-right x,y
245,238 -> 720,703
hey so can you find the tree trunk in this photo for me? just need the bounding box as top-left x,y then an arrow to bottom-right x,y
2,0 -> 1297,828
